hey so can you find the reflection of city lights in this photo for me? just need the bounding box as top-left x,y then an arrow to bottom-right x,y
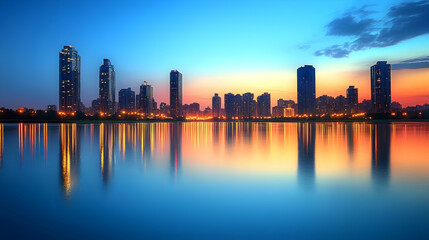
60,124 -> 78,197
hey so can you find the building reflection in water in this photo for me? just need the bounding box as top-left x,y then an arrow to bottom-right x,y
170,123 -> 182,180
0,124 -> 3,167
346,123 -> 355,160
59,124 -> 81,198
139,123 -> 153,164
371,123 -> 391,187
297,123 -> 316,187
100,123 -> 115,185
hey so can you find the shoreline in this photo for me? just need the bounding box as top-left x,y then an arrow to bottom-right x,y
1,119 -> 429,124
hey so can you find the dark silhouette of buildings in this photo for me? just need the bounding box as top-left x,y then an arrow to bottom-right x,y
257,92 -> 271,117
99,59 -> 116,114
225,93 -> 235,119
59,46 -> 81,113
234,94 -> 243,118
297,123 -> 315,187
297,65 -> 316,115
334,95 -> 347,114
170,70 -> 183,118
139,81 -> 153,115
371,61 -> 391,113
118,88 -> 136,112
47,105 -> 57,112
316,95 -> 335,115
183,103 -> 200,117
391,101 -> 402,112
359,99 -> 371,113
346,86 -> 358,114
212,93 -> 221,118
159,102 -> 169,116
242,92 -> 256,118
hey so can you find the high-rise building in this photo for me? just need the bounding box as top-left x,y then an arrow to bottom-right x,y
297,65 -> 316,115
346,86 -> 358,114
212,93 -> 221,118
99,59 -> 116,114
59,45 -> 81,113
257,92 -> 271,117
234,94 -> 243,118
250,100 -> 257,118
118,88 -> 135,112
170,70 -> 183,118
371,61 -> 391,113
224,93 -> 235,119
242,92 -> 254,118
139,81 -> 153,116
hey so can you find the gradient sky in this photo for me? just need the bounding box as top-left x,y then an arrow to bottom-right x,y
0,0 -> 428,109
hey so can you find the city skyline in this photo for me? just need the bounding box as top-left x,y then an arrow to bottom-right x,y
1,0 -> 428,109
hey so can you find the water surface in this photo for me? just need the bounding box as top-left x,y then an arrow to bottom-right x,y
0,122 -> 428,239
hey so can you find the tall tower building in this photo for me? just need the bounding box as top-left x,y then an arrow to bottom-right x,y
242,92 -> 254,118
224,93 -> 235,119
297,65 -> 316,115
346,86 -> 358,114
371,61 -> 391,113
99,59 -> 116,114
59,46 -> 81,113
139,81 -> 153,115
257,92 -> 271,117
118,88 -> 135,112
234,94 -> 243,118
212,93 -> 221,118
170,70 -> 183,118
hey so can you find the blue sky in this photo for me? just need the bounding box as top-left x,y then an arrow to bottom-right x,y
0,0 -> 428,108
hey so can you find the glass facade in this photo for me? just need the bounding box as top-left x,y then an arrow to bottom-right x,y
371,61 -> 391,113
297,65 -> 316,115
170,70 -> 183,118
99,59 -> 116,114
59,46 -> 81,112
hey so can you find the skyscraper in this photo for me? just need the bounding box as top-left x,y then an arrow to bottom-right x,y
242,92 -> 254,118
212,93 -> 221,118
257,92 -> 271,117
297,65 -> 316,115
346,86 -> 358,114
170,70 -> 183,118
234,94 -> 243,118
59,45 -> 81,113
139,81 -> 153,116
224,93 -> 235,119
99,59 -> 116,114
371,61 -> 391,113
118,88 -> 135,112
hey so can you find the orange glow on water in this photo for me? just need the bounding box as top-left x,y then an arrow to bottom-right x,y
6,122 -> 429,189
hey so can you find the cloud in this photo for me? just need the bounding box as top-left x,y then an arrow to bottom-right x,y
315,1 -> 429,58
326,15 -> 375,37
392,56 -> 429,70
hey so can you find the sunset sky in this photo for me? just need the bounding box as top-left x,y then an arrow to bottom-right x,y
0,0 -> 428,109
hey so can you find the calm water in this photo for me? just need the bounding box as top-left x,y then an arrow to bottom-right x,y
0,122 -> 429,239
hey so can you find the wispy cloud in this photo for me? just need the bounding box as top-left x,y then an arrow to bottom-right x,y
315,1 -> 429,58
392,56 -> 429,70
